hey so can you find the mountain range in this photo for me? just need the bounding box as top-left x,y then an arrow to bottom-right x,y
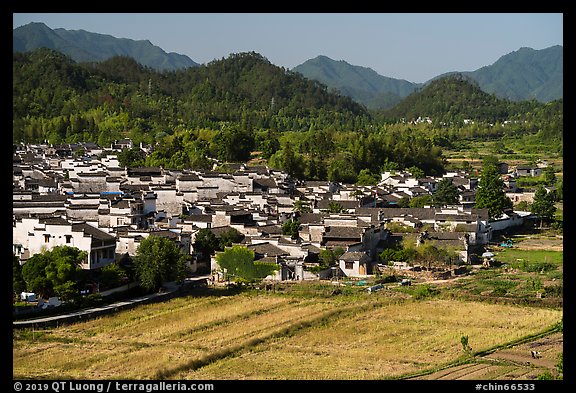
13,22 -> 199,71
13,22 -> 562,109
293,45 -> 562,109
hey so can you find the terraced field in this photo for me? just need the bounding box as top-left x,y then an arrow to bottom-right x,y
13,287 -> 562,380
413,332 -> 563,380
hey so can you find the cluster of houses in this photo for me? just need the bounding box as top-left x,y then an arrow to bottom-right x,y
13,140 -> 537,283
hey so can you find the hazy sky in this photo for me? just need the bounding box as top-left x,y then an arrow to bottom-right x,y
12,13 -> 563,83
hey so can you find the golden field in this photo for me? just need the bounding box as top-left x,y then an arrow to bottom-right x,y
13,287 -> 562,380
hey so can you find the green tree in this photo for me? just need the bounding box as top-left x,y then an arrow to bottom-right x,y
269,142 -> 305,179
194,228 -> 220,262
328,154 -> 357,183
326,201 -> 345,213
531,185 -> 557,228
543,166 -> 557,186
133,236 -> 186,292
215,245 -> 276,283
318,247 -> 345,269
21,252 -> 53,298
282,219 -> 301,240
474,160 -> 513,220
433,178 -> 460,206
218,227 -> 244,249
98,262 -> 127,289
13,255 -> 27,297
409,194 -> 433,208
21,246 -> 86,300
213,127 -> 255,162
407,165 -> 425,179
356,168 -> 379,186
293,199 -> 312,213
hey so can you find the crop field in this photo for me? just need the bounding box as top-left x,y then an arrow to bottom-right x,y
13,286 -> 562,380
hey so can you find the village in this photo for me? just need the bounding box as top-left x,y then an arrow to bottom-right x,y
13,139 -> 546,293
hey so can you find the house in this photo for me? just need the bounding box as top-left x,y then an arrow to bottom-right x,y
13,216 -> 116,269
338,251 -> 371,277
497,162 -> 509,174
12,194 -> 68,216
515,165 -> 543,177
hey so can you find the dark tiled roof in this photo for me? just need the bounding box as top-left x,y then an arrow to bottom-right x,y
248,242 -> 287,257
323,226 -> 364,239
339,251 -> 369,261
72,222 -> 116,241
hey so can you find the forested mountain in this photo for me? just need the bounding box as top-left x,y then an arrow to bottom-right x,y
13,22 -> 199,71
292,55 -> 420,110
382,74 -> 512,123
465,45 -> 563,103
294,46 -> 563,109
13,48 -> 369,145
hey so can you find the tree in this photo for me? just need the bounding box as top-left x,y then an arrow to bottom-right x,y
98,262 -> 127,289
269,142 -> 305,179
531,185 -> 557,228
433,178 -> 460,206
21,253 -> 54,298
293,199 -> 312,213
282,219 -> 301,240
194,228 -> 220,262
20,246 -> 85,300
543,166 -> 557,186
13,255 -> 27,297
409,194 -> 433,208
326,201 -> 345,213
407,165 -> 425,179
212,127 -> 255,162
474,160 -> 513,220
356,168 -> 379,186
215,245 -> 277,284
133,236 -> 186,292
218,227 -> 244,249
318,247 -> 345,269
117,147 -> 146,168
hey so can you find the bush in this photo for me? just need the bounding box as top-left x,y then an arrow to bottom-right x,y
544,284 -> 563,297
376,274 -> 398,284
413,284 -> 436,299
520,260 -> 555,273
492,287 -> 508,296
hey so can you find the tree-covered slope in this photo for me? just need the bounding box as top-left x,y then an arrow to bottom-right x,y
13,48 -> 369,144
430,46 -> 563,103
382,74 -> 515,123
292,55 -> 420,110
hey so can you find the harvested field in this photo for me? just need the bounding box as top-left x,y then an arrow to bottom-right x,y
13,283 -> 562,380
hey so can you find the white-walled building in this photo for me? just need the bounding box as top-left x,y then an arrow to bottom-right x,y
13,216 -> 116,269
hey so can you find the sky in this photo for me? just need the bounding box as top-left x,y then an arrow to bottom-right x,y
12,13 -> 563,83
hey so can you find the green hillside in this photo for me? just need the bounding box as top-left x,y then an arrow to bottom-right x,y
293,55 -> 420,110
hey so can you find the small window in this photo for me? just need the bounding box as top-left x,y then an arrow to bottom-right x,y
44,234 -> 50,243
345,262 -> 354,270
65,235 -> 72,244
